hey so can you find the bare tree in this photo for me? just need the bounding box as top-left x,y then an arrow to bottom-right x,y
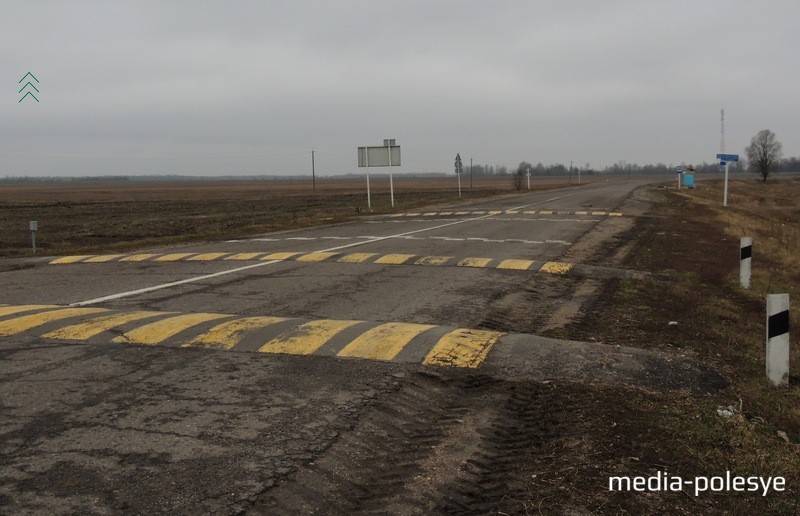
513,162 -> 531,191
745,129 -> 783,182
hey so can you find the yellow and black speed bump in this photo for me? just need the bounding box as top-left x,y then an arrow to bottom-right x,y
388,209 -> 623,218
0,305 -> 504,369
47,251 -> 668,281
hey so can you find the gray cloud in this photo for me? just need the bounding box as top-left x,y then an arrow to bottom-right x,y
2,0 -> 799,176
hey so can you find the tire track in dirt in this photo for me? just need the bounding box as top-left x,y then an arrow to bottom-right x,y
254,372 -> 568,514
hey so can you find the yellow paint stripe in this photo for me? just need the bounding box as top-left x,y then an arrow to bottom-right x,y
497,259 -> 535,270
389,214 -> 404,218
0,307 -> 109,336
574,211 -> 588,215
454,211 -> 469,215
591,211 -> 607,216
423,212 -> 438,216
440,211 -> 453,215
185,316 -> 289,350
457,257 -> 492,268
50,255 -> 94,264
119,254 -> 159,262
373,253 -> 415,265
610,212 -> 623,217
224,252 -> 265,261
260,319 -> 362,355
154,253 -> 196,262
338,252 -> 378,263
338,322 -> 436,361
423,328 -> 505,368
488,210 -> 502,215
540,261 -> 574,275
406,212 -> 420,216
296,252 -> 339,262
0,305 -> 57,317
471,211 -> 486,215
84,254 -> 126,263
42,311 -> 165,340
539,210 -> 554,215
505,210 -> 520,214
523,210 -> 537,215
415,256 -> 452,266
187,252 -> 230,261
112,313 -> 230,345
262,252 -> 301,261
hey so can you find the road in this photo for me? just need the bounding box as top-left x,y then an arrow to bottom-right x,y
0,179 -> 723,514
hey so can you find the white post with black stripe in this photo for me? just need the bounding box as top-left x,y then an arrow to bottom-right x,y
740,237 -> 752,289
766,294 -> 790,387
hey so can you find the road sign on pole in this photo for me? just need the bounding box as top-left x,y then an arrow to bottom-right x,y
716,154 -> 738,207
358,142 -> 401,211
455,153 -> 463,198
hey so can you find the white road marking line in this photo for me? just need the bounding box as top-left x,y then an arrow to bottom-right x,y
72,211 -> 503,306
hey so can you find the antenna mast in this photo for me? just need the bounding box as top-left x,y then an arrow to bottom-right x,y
720,109 -> 725,153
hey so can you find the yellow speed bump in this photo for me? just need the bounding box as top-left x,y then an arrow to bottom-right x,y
415,256 -> 452,266
224,252 -> 265,261
50,256 -> 94,264
497,259 -> 535,271
187,253 -> 231,261
296,252 -> 339,262
373,253 -> 415,265
261,252 -> 301,261
185,316 -> 289,350
609,212 -> 623,217
119,254 -> 159,262
112,312 -> 230,345
154,253 -> 196,262
0,307 -> 109,336
539,210 -> 553,215
84,255 -> 126,263
260,319 -> 362,355
42,311 -> 165,340
338,322 -> 436,361
456,257 -> 492,268
423,328 -> 505,368
0,305 -> 57,318
337,253 -> 377,263
539,261 -> 574,275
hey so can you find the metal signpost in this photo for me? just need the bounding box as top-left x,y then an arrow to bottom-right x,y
358,140 -> 401,210
716,153 -> 739,207
676,166 -> 684,189
526,167 -> 531,190
454,153 -> 463,198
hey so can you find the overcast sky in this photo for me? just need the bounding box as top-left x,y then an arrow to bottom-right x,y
2,1 -> 799,177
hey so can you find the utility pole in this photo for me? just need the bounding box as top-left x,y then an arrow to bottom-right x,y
470,157 -> 473,188
311,148 -> 316,192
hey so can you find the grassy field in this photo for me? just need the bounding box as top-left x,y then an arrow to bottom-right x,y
543,175 -> 800,513
0,175 -> 574,258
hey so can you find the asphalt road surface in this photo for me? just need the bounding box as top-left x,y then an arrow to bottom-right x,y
0,179 -> 722,514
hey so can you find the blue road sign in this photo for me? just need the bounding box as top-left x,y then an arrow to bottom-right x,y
716,153 -> 739,162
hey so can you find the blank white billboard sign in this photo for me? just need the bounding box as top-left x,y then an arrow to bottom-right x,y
358,146 -> 401,167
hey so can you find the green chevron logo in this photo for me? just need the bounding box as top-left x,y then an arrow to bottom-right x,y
18,72 -> 39,103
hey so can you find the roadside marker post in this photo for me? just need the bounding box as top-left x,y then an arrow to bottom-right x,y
716,154 -> 739,207
29,220 -> 37,254
740,237 -> 752,289
766,294 -> 790,386
526,167 -> 531,190
676,166 -> 684,189
455,153 -> 463,198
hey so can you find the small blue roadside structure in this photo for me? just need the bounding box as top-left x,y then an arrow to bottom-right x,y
683,166 -> 696,189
